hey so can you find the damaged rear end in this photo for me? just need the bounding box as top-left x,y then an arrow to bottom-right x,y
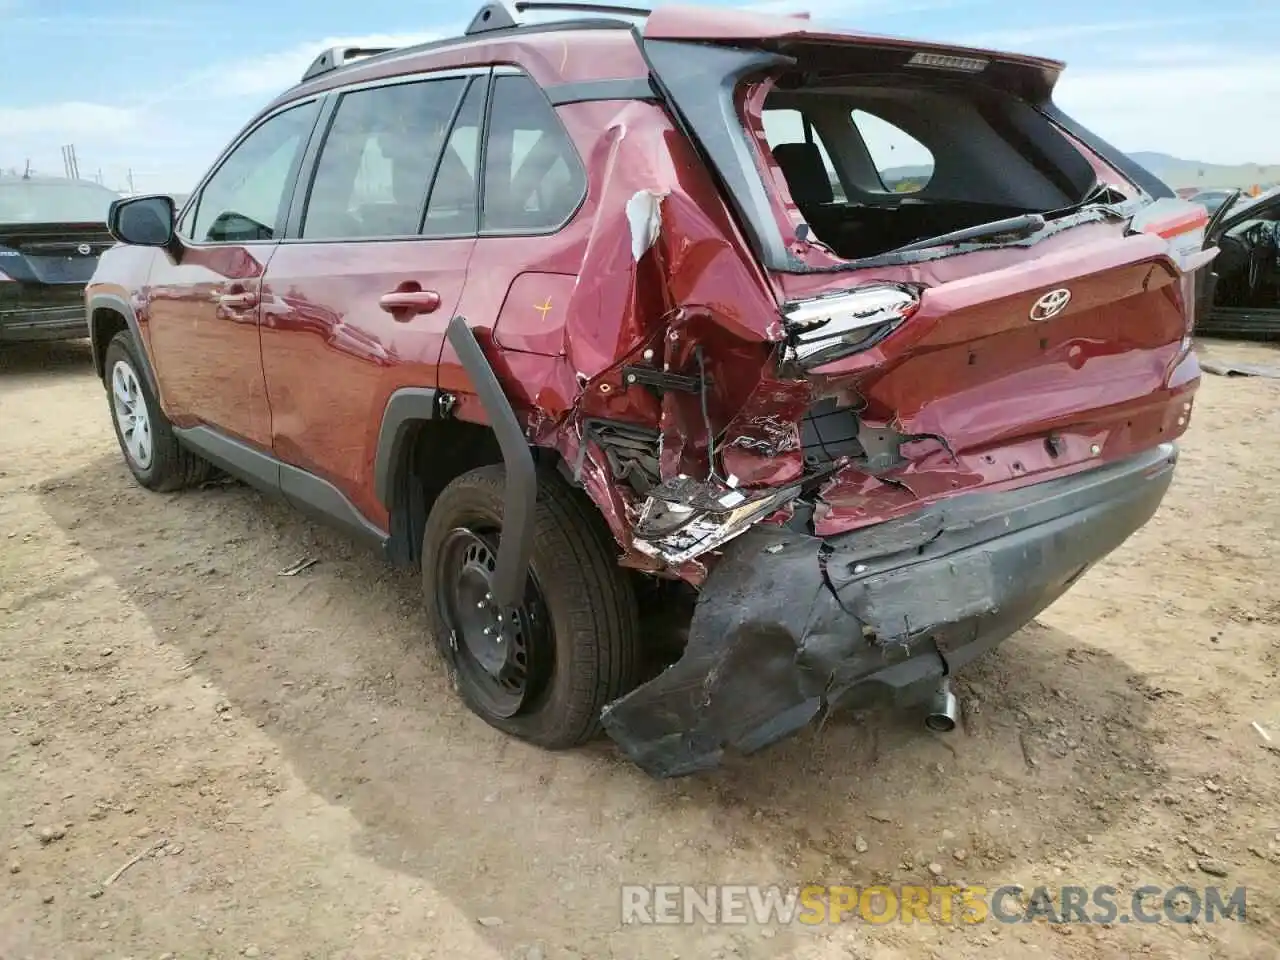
558,10 -> 1210,775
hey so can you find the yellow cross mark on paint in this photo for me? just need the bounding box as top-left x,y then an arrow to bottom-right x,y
534,297 -> 553,321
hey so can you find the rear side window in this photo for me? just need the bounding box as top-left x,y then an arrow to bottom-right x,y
189,101 -> 319,243
762,108 -> 846,204
423,77 -> 484,237
302,78 -> 466,240
481,74 -> 586,232
851,109 -> 934,194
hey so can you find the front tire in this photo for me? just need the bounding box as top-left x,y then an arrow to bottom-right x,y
103,331 -> 211,491
422,464 -> 641,748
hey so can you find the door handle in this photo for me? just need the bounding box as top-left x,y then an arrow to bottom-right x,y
379,287 -> 441,321
219,291 -> 259,309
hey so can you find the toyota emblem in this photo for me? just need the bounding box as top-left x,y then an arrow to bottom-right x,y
77,243 -> 92,256
1030,288 -> 1071,321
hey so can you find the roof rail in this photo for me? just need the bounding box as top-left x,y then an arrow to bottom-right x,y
301,45 -> 397,82
465,3 -> 519,34
465,0 -> 650,35
514,1 -> 651,16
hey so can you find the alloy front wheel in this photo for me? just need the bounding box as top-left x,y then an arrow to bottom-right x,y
102,330 -> 212,492
111,358 -> 153,470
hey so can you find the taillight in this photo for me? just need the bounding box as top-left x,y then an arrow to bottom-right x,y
1130,199 -> 1219,334
1130,198 -> 1216,273
782,283 -> 920,369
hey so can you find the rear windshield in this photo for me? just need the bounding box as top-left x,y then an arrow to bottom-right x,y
0,179 -> 119,224
755,79 -> 1098,260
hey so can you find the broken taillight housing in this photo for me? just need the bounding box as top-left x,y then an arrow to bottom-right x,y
782,283 -> 921,369
1128,198 -> 1218,334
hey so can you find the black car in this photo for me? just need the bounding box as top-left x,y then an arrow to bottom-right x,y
0,176 -> 120,343
1196,187 -> 1280,339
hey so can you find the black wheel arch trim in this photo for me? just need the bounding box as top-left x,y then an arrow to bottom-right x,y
373,387 -> 440,511
445,314 -> 537,610
88,293 -> 160,396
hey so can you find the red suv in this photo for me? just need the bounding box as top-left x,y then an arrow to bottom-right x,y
88,1 -> 1211,778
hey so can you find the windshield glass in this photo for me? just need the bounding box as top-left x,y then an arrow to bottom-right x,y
0,179 -> 120,224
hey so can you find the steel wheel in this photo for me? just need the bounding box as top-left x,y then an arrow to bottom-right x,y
110,358 -> 153,470
435,527 -> 553,719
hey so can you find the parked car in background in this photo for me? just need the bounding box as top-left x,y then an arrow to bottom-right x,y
89,0 -> 1208,778
0,176 -> 119,343
1189,189 -> 1242,215
1195,186 -> 1280,338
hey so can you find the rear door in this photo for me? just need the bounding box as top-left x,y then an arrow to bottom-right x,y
259,69 -> 484,529
147,99 -> 321,447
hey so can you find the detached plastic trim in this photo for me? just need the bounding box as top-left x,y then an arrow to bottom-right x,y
446,315 -> 537,609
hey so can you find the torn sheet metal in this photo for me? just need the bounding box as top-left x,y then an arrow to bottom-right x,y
631,475 -> 800,566
625,189 -> 665,261
601,444 -> 1176,778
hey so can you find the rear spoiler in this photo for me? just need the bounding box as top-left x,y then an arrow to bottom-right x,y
643,4 -> 1064,102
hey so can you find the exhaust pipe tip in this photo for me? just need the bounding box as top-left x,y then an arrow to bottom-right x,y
924,680 -> 959,733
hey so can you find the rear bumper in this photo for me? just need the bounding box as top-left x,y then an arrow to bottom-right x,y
0,305 -> 88,342
600,443 -> 1178,778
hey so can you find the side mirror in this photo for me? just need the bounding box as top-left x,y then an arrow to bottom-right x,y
108,195 -> 177,248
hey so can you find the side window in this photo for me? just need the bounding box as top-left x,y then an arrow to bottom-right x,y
189,101 -> 319,243
851,109 -> 935,194
761,108 -> 846,203
177,198 -> 197,237
302,77 -> 466,240
423,76 -> 484,237
481,74 -> 586,233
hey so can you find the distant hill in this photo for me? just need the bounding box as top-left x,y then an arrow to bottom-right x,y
877,153 -> 1279,193
1126,153 -> 1279,191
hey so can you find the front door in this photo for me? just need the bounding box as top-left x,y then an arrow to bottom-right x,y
260,71 -> 486,528
146,99 -> 321,448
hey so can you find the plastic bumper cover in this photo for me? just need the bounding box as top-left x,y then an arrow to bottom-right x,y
600,443 -> 1178,778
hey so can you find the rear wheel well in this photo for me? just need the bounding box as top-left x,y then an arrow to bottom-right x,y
386,419 -> 505,566
385,418 -> 584,568
91,308 -> 129,380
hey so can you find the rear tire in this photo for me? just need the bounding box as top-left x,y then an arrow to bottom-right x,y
422,464 -> 641,748
103,331 -> 211,492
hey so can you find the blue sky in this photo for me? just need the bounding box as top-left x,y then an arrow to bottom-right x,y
2,0 -> 1276,193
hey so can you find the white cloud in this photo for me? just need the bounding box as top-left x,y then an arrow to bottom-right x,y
2,31 -> 452,191
0,102 -> 138,138
958,20 -> 1171,51
211,32 -> 448,100
1054,55 -> 1280,164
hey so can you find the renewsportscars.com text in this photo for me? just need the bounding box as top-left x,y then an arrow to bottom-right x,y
621,883 -> 1247,926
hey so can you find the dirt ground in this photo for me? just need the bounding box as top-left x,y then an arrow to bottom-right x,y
2,338 -> 1279,960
